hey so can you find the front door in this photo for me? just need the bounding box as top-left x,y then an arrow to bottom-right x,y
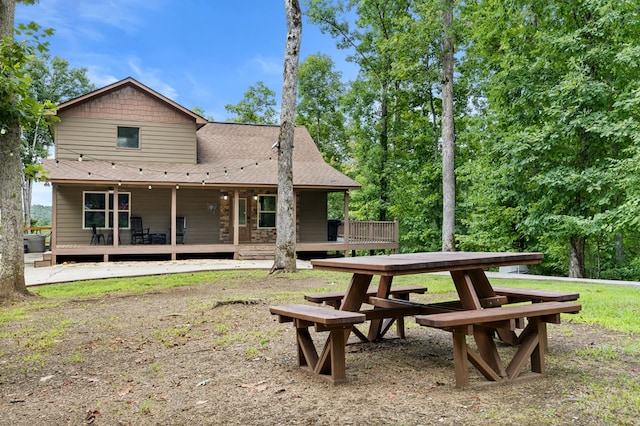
238,198 -> 251,243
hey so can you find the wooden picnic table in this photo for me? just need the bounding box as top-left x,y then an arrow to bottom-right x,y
308,251 -> 580,387
310,251 -> 545,340
272,252 -> 580,386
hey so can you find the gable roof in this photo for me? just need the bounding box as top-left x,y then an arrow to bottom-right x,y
56,77 -> 208,128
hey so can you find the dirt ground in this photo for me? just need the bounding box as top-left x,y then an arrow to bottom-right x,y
1,272 -> 638,425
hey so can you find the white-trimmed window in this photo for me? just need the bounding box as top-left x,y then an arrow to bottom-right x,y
83,191 -> 131,229
117,126 -> 139,149
258,195 -> 276,228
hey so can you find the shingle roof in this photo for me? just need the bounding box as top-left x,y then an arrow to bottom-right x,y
43,122 -> 360,190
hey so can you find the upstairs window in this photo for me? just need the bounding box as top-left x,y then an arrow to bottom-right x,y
258,195 -> 276,228
117,126 -> 139,149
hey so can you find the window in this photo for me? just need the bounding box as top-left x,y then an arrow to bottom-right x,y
238,198 -> 247,226
83,192 -> 130,229
258,195 -> 276,228
117,126 -> 139,149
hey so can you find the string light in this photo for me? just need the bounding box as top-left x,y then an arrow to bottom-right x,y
176,184 -> 180,189
51,146 -> 278,184
148,184 -> 152,190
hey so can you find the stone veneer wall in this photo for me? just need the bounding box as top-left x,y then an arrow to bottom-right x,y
218,191 -> 284,244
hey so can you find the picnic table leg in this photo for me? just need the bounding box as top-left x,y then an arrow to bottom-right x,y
367,275 -> 393,341
451,270 -> 507,377
467,269 -> 519,345
341,273 -> 373,344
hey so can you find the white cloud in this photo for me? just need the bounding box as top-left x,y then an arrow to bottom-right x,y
86,66 -> 120,88
252,54 -> 282,75
127,58 -> 178,100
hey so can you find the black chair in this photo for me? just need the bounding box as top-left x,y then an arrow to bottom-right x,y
130,217 -> 150,244
176,216 -> 186,244
90,225 -> 105,245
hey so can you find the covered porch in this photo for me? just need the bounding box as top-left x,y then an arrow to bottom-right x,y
46,182 -> 399,264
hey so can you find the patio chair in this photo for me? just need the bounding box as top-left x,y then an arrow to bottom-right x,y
130,217 -> 150,244
90,225 -> 105,245
176,216 -> 186,244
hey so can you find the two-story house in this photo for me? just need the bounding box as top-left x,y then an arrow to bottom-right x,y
41,77 -> 398,264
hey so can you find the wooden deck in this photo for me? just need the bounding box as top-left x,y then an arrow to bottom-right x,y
44,220 -> 400,264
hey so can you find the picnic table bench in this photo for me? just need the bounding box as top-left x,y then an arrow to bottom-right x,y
416,301 -> 582,388
492,286 -> 579,303
270,304 -> 365,384
304,285 -> 427,340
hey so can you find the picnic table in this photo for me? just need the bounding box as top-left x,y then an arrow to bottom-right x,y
271,252 -> 581,387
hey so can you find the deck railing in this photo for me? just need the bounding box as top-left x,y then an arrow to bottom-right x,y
346,220 -> 399,243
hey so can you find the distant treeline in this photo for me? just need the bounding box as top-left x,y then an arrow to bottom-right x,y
31,205 -> 52,226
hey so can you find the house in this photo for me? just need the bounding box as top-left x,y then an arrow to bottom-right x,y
41,77 -> 398,264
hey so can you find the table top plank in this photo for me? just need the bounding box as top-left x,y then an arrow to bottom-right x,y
311,252 -> 543,275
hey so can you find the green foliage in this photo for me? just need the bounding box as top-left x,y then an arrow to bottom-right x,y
0,22 -> 54,130
224,81 -> 278,124
296,53 -> 348,165
30,204 -> 51,225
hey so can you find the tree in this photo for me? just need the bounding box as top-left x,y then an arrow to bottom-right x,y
296,53 -> 347,165
224,81 -> 278,124
441,0 -> 456,252
21,54 -> 95,226
271,0 -> 302,273
1,0 -> 53,302
306,0 -> 413,223
462,0 -> 640,278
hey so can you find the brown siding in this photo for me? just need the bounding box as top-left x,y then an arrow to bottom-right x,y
175,188 -> 220,244
55,186 -> 87,244
55,117 -> 197,164
54,185 -> 220,245
298,191 -> 328,243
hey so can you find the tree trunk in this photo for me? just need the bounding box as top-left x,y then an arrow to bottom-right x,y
0,0 -> 28,302
23,177 -> 33,227
569,235 -> 585,278
271,0 -> 302,273
441,0 -> 456,252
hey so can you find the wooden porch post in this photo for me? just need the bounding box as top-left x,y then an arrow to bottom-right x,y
112,187 -> 119,249
170,186 -> 177,260
51,183 -> 57,264
233,189 -> 239,258
343,191 -> 350,257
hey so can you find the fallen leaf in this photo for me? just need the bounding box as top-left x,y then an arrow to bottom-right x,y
40,375 -> 54,382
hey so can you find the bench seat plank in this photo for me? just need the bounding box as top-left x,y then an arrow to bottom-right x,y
415,301 -> 581,328
304,285 -> 427,304
270,304 -> 365,326
493,286 -> 579,303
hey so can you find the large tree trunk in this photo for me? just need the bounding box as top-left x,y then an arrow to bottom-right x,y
1,0 -> 28,302
569,235 -> 585,278
271,0 -> 302,273
441,0 -> 456,252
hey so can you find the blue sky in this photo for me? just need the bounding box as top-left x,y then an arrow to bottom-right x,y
16,1 -> 356,205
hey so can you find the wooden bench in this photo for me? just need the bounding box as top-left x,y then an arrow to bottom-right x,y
270,304 -> 366,384
415,301 -> 582,388
493,286 -> 579,303
305,285 -> 427,340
